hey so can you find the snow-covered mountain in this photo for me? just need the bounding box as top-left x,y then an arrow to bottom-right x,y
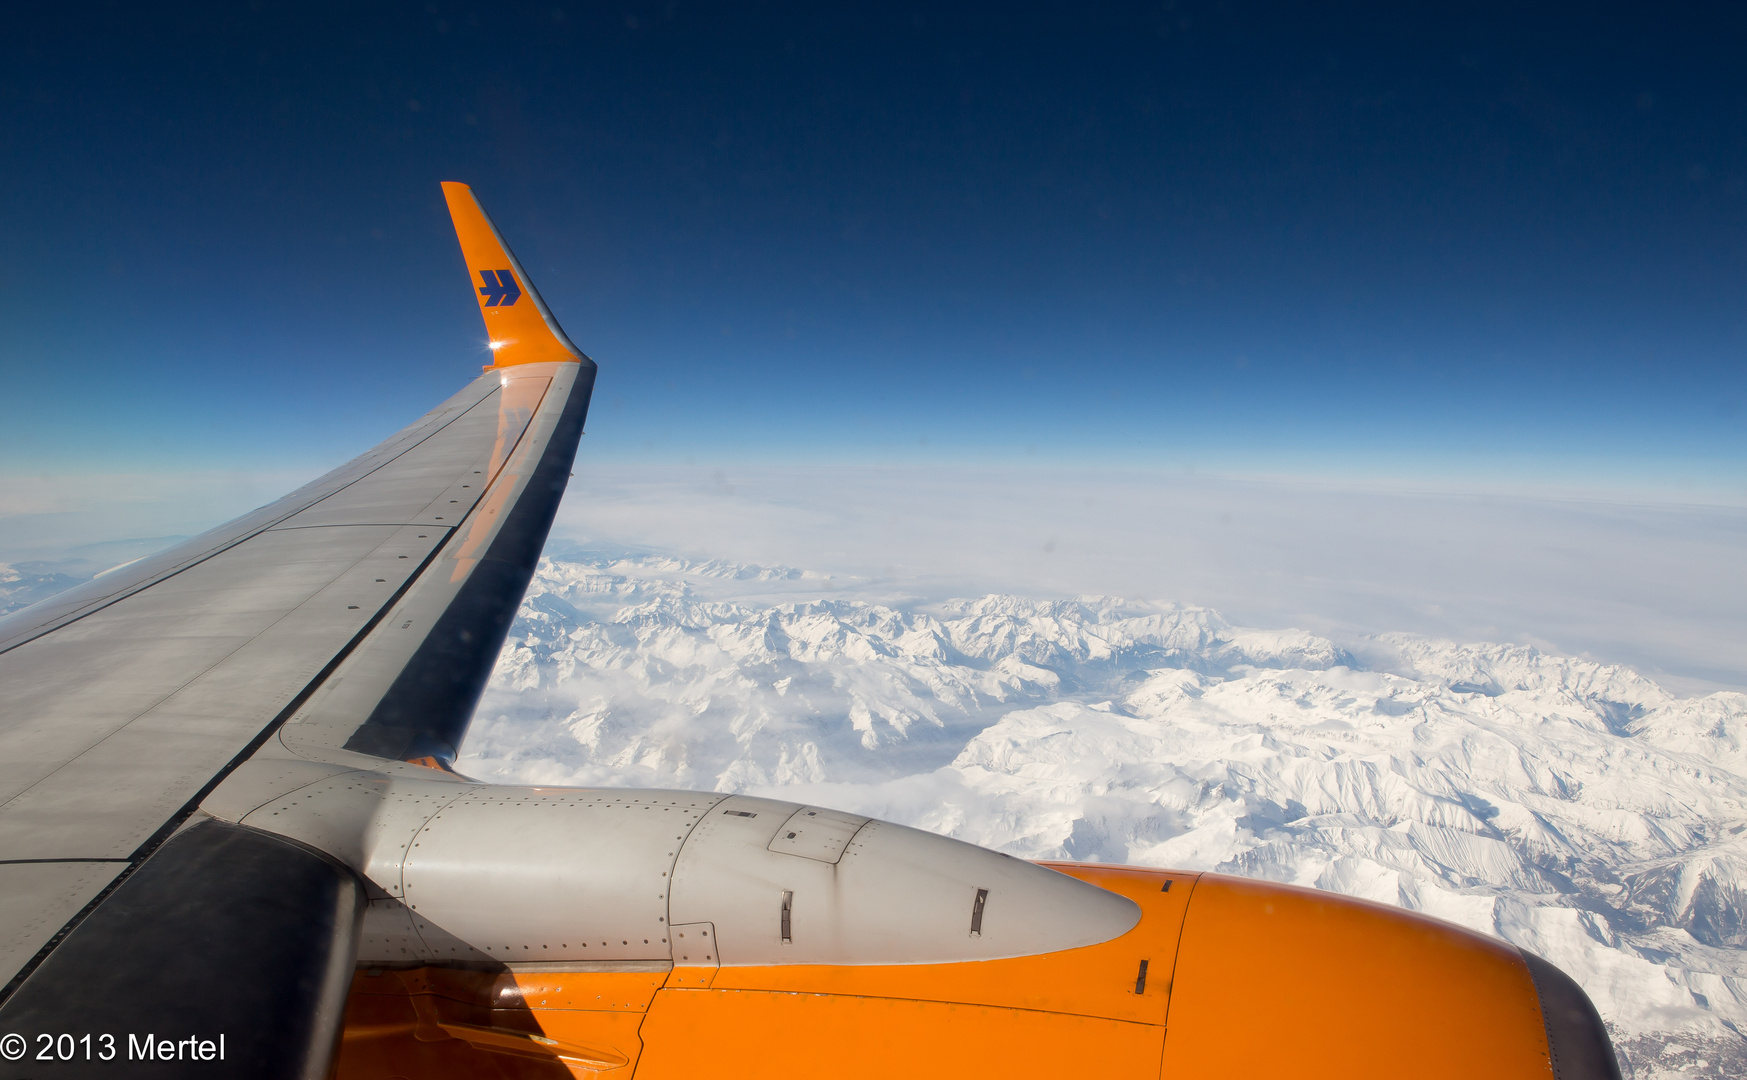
459,553 -> 1747,1079
0,563 -> 87,615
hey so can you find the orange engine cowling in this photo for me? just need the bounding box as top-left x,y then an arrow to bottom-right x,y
333,864 -> 1617,1080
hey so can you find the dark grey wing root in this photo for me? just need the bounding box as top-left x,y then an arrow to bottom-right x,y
0,820 -> 362,1080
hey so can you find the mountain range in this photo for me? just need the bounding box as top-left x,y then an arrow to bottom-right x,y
459,552 -> 1747,1079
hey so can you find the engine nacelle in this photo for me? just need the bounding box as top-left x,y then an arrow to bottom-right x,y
213,769 -> 1139,968
204,763 -> 1619,1080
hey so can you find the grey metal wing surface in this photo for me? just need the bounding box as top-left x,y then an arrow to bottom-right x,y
0,185 -> 593,1077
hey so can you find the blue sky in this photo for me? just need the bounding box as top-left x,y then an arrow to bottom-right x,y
1,2 -> 1744,491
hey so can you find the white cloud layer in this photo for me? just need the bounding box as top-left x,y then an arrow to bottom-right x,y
0,470 -> 316,568
553,465 -> 1747,693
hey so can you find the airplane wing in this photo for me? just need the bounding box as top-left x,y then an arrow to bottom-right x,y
0,188 -> 1621,1080
0,183 -> 594,1075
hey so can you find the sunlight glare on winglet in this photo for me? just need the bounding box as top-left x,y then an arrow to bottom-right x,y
441,180 -> 585,368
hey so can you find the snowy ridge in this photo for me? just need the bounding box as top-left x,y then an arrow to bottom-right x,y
0,563 -> 86,616
461,554 -> 1747,1078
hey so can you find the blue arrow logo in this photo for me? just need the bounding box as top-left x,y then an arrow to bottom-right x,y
477,269 -> 522,307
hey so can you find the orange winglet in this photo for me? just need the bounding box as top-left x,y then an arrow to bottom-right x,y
441,181 -> 583,368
